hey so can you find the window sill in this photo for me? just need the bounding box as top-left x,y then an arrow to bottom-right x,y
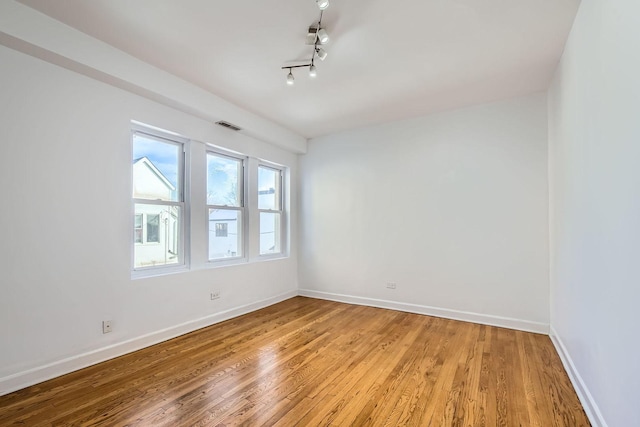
130,254 -> 290,278
205,254 -> 289,268
206,257 -> 249,269
254,253 -> 289,263
131,264 -> 189,280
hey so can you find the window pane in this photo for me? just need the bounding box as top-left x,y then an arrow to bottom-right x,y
134,204 -> 181,268
258,166 -> 280,210
207,153 -> 242,207
133,134 -> 180,202
147,214 -> 160,243
134,214 -> 143,243
209,209 -> 242,260
215,223 -> 228,237
260,212 -> 281,255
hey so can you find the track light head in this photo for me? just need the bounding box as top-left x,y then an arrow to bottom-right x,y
286,69 -> 295,85
309,64 -> 317,77
317,28 -> 330,44
316,0 -> 329,10
316,47 -> 328,61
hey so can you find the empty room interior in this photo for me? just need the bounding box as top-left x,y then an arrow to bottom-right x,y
0,0 -> 638,426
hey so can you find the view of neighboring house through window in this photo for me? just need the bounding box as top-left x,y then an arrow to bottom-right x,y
215,223 -> 228,237
132,130 -> 184,270
131,123 -> 287,272
134,214 -> 143,243
207,151 -> 245,260
258,165 -> 283,255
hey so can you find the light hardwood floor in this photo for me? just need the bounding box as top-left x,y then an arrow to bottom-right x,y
0,297 -> 590,426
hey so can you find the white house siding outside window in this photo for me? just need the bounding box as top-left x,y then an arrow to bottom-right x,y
207,151 -> 246,261
132,130 -> 185,271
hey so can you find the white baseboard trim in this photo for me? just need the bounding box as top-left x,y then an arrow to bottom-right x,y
298,289 -> 549,334
0,290 -> 297,397
549,326 -> 608,427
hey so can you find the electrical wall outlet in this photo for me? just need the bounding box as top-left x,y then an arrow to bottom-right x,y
210,291 -> 221,300
386,282 -> 397,289
102,320 -> 112,334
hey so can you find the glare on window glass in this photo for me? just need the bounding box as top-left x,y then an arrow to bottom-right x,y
207,154 -> 241,207
258,166 -> 279,210
260,212 -> 281,255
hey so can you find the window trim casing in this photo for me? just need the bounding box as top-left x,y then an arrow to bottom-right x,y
131,125 -> 190,278
206,148 -> 248,264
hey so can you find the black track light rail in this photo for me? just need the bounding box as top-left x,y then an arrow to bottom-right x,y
281,3 -> 328,83
281,64 -> 313,70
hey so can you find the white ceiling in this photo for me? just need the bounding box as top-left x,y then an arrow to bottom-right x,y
19,0 -> 579,139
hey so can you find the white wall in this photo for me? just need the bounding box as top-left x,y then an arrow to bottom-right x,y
548,0 -> 640,426
299,94 -> 550,331
0,1 -> 307,154
0,45 -> 298,394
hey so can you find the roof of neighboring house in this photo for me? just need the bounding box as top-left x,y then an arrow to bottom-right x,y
133,157 -> 175,191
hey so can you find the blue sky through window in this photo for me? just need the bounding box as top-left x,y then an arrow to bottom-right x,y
133,134 -> 179,188
207,153 -> 241,206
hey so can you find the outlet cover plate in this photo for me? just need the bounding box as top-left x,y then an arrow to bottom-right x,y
102,320 -> 112,334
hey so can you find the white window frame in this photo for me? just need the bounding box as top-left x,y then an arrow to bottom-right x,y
131,125 -> 189,278
206,149 -> 248,264
257,163 -> 285,257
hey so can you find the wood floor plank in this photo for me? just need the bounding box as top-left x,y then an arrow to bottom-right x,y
0,297 -> 591,426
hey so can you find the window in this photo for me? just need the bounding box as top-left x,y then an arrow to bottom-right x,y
132,129 -> 185,270
215,223 -> 228,237
207,151 -> 245,260
258,165 -> 283,255
134,214 -> 143,243
131,123 -> 288,273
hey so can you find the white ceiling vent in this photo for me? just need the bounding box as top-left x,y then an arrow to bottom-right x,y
215,121 -> 242,131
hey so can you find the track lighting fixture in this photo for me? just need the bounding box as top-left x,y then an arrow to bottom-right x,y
316,0 -> 329,10
282,63 -> 318,85
315,47 -> 328,61
317,28 -> 330,44
281,1 -> 332,84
